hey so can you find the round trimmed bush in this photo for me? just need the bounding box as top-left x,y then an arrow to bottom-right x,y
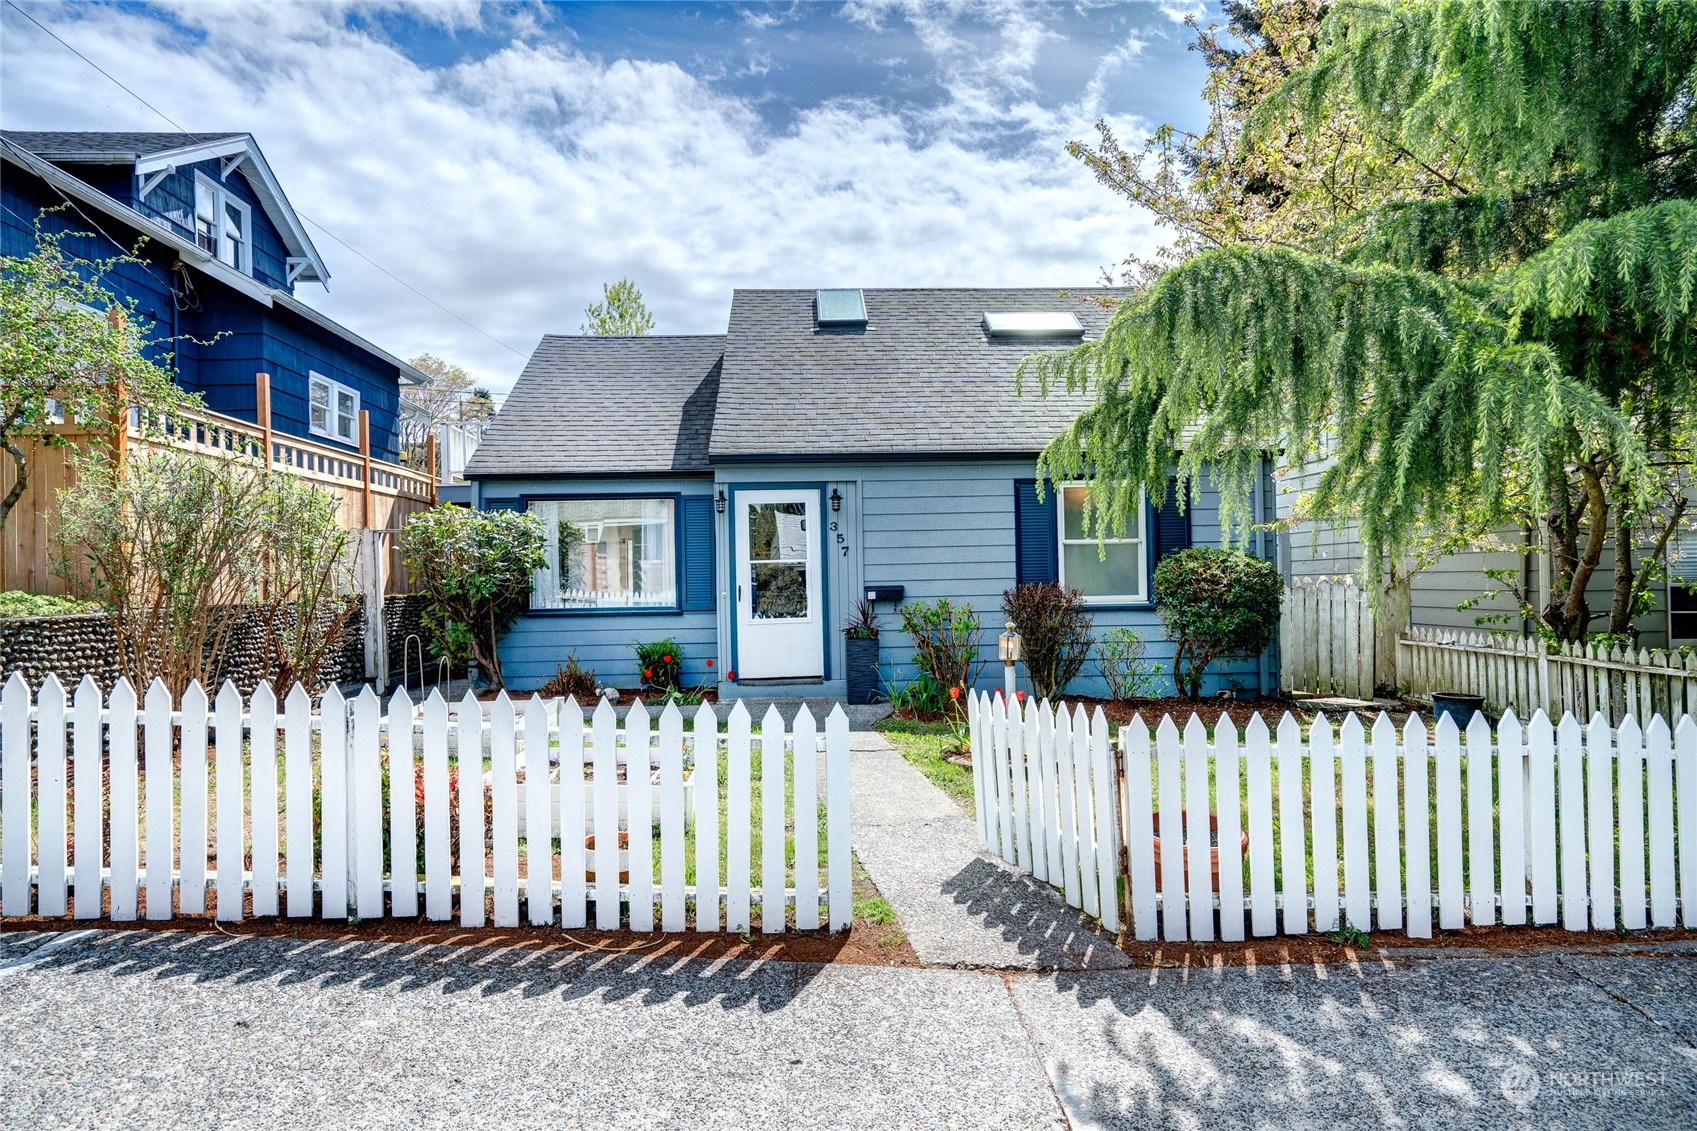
1152,547 -> 1283,699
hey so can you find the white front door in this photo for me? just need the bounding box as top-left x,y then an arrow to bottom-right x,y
734,488 -> 824,680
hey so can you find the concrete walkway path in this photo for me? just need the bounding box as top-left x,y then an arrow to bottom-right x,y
3,930 -> 1692,1129
846,731 -> 1129,970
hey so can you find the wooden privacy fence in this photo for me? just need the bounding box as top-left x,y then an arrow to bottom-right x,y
971,692 -> 1697,942
0,674 -> 854,933
1,373 -> 436,597
1280,576 -> 1377,699
1399,626 -> 1697,724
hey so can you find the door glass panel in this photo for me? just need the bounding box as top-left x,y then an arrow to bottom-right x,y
747,501 -> 809,620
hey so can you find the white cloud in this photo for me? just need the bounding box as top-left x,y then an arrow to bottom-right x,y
1,1 -> 1163,394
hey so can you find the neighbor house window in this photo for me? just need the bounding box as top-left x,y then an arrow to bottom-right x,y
309,372 -> 360,444
194,173 -> 251,274
1058,484 -> 1146,603
530,498 -> 677,610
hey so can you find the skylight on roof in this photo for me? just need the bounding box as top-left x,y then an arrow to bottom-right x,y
982,311 -> 1085,339
816,289 -> 868,326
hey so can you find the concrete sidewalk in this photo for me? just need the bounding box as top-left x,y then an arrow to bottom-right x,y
846,730 -> 1129,969
2,930 -> 1692,1129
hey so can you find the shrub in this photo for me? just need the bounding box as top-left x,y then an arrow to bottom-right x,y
0,591 -> 103,618
399,505 -> 546,690
53,450 -> 360,696
540,654 -> 597,701
1097,627 -> 1160,700
1152,547 -> 1283,699
1001,582 -> 1094,701
634,638 -> 683,693
898,597 -> 983,695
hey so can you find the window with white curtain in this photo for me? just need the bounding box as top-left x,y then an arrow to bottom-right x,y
529,498 -> 677,610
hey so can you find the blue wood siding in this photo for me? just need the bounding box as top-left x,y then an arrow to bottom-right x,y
4,162 -> 404,463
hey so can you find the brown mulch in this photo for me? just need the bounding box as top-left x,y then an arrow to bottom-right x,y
476,687 -> 719,707
1115,921 -> 1697,970
891,695 -> 1427,732
1,891 -> 919,968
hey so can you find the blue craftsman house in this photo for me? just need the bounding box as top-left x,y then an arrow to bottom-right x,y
467,288 -> 1280,701
1,131 -> 420,461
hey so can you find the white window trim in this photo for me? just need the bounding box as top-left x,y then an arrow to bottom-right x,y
194,172 -> 252,275
308,371 -> 360,445
1057,483 -> 1148,604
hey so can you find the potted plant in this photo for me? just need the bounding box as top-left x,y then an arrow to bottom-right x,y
844,598 -> 880,704
1151,812 -> 1249,891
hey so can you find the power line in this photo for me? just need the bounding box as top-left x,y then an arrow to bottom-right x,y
4,0 -> 528,358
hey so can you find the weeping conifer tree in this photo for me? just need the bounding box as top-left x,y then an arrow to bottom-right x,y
1030,0 -> 1697,643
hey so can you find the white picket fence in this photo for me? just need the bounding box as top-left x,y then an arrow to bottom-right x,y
972,692 -> 1697,941
1399,626 -> 1697,724
0,673 -> 854,933
1280,575 -> 1376,699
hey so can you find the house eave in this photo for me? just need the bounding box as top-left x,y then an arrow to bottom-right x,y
1,138 -> 276,307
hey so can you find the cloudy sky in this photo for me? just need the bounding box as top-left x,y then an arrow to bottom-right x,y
2,1 -> 1214,395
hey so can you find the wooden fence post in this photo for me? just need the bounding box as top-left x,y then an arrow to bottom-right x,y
358,409 -> 372,529
256,372 -> 272,471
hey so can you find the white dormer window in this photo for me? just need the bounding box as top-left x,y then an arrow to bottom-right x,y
194,173 -> 251,274
309,372 -> 360,444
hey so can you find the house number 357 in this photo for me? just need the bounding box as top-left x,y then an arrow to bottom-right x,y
830,521 -> 849,556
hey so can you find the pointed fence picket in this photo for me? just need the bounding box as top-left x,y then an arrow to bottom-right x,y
969,692 -> 1696,943
0,675 -> 852,934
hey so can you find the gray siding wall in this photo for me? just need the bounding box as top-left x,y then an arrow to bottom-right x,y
484,459 -> 1279,699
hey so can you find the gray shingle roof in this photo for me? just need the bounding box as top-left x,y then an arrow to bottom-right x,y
709,288 -> 1124,459
465,335 -> 725,477
0,131 -> 246,162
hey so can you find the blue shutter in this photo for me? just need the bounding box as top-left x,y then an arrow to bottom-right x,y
1150,478 -> 1191,563
1014,480 -> 1059,586
680,495 -> 716,611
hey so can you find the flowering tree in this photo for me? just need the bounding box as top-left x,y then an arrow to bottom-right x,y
1,214 -> 196,534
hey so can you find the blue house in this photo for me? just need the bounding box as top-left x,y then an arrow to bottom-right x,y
466,288 -> 1279,699
1,131 -> 419,461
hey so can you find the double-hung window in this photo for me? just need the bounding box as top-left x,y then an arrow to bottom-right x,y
309,372 -> 360,444
529,498 -> 677,610
194,173 -> 251,274
1058,483 -> 1147,603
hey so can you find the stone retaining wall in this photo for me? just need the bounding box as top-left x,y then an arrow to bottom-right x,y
0,595 -> 432,694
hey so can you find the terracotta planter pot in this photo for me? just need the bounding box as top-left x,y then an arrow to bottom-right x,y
1150,813 -> 1249,892
584,832 -> 631,883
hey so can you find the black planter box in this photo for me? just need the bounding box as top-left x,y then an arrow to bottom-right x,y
845,636 -> 880,705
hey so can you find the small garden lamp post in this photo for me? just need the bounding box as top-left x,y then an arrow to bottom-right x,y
998,621 -> 1021,700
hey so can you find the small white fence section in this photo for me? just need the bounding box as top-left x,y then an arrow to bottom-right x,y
0,673 -> 854,933
1399,626 -> 1697,724
1280,576 -> 1377,699
971,693 -> 1697,941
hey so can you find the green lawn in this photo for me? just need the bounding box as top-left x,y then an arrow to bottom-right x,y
872,718 -> 976,813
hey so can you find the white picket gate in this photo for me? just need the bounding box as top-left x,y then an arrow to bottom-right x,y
0,673 -> 854,932
971,692 -> 1697,941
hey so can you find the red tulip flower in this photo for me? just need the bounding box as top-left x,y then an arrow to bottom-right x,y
706,659 -> 714,668
949,686 -> 961,700
644,668 -> 653,679
663,654 -> 672,663
1015,690 -> 1026,702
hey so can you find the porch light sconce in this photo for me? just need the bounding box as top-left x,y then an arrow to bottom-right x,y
829,487 -> 842,513
715,488 -> 727,514
998,621 -> 1022,700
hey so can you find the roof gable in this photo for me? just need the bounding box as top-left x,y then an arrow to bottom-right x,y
1,130 -> 329,285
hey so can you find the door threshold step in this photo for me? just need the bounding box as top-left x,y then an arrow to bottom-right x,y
734,677 -> 825,687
